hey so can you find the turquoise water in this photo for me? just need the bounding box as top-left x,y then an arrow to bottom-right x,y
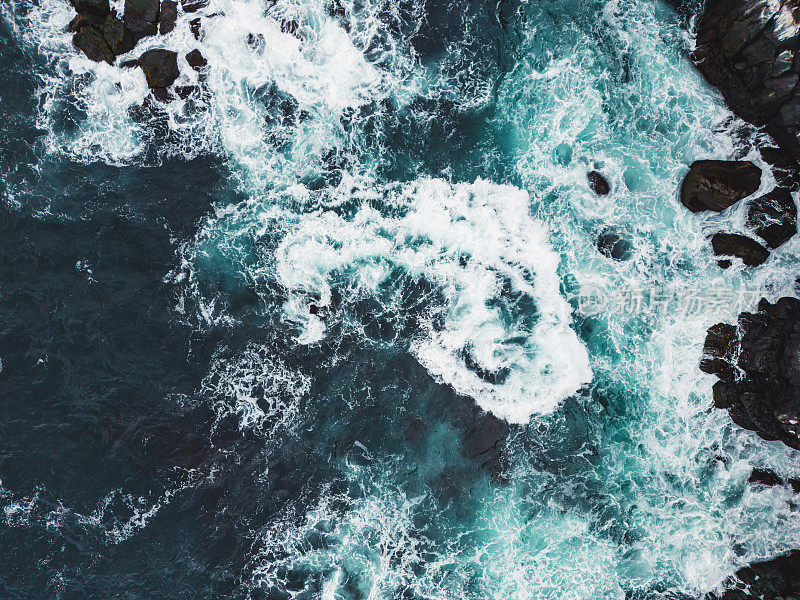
2,0 -> 800,598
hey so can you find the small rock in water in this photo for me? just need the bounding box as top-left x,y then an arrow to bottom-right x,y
138,49 -> 180,89
711,232 -> 770,267
181,0 -> 208,12
746,187 -> 797,249
680,160 -> 761,212
158,0 -> 178,35
587,170 -> 610,195
186,49 -> 207,71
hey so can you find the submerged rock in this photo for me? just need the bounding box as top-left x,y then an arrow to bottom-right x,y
596,229 -> 631,260
711,232 -> 770,267
124,0 -> 160,39
138,49 -> 179,89
680,160 -> 762,212
693,0 -> 800,165
746,187 -> 798,248
701,297 -> 800,451
587,170 -> 610,195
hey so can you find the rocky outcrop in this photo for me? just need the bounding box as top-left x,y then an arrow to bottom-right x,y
124,0 -> 160,39
692,0 -> 800,167
70,11 -> 136,64
746,186 -> 798,248
708,551 -> 800,600
680,160 -> 762,212
701,297 -> 800,450
711,232 -> 770,266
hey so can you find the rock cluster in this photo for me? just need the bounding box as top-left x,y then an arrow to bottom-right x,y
700,297 -> 800,450
693,0 -> 800,169
69,0 -> 206,101
679,160 -> 797,267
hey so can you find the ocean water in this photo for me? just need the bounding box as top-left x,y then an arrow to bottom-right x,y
2,0 -> 800,598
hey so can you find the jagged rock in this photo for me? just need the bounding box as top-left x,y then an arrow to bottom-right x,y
73,26 -> 115,64
680,160 -> 762,212
138,49 -> 179,89
596,229 -> 631,260
587,170 -> 610,195
101,13 -> 136,56
746,187 -> 798,248
70,0 -> 110,16
159,0 -> 177,35
711,232 -> 770,267
708,550 -> 800,600
189,17 -> 202,40
748,468 -> 783,487
124,0 -> 160,39
185,49 -> 207,71
701,297 -> 800,451
68,12 -> 105,32
693,0 -> 800,165
175,85 -> 198,99
181,0 -> 208,12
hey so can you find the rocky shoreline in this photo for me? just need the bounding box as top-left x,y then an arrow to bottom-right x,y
688,2 -> 800,596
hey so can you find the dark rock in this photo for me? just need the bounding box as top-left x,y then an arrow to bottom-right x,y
72,26 -> 115,64
702,297 -> 800,451
124,0 -> 160,39
596,229 -> 631,260
175,85 -> 198,99
151,87 -> 170,102
68,12 -> 105,32
693,0 -> 800,167
185,49 -> 207,70
190,18 -> 202,40
159,0 -> 177,34
119,58 -> 140,68
746,187 -> 797,248
680,160 -> 762,212
101,13 -> 136,56
138,49 -> 179,89
748,468 -> 783,487
182,0 -> 208,12
708,550 -> 800,600
587,170 -> 610,195
70,0 -> 110,16
701,322 -> 739,380
711,232 -> 770,267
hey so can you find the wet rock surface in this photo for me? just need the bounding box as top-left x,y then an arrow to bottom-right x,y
746,186 -> 798,248
701,297 -> 800,451
711,232 -> 770,267
587,170 -> 611,195
680,160 -> 762,212
138,49 -> 180,89
124,0 -> 160,39
693,0 -> 800,166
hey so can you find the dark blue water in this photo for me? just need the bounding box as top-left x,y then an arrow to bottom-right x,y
2,0 -> 800,598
